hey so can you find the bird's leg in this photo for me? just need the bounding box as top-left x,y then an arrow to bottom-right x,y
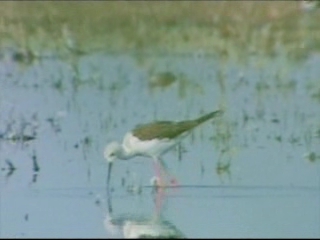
158,158 -> 179,187
154,186 -> 166,215
152,158 -> 165,187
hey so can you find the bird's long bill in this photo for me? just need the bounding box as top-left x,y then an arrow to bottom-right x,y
107,162 -> 113,188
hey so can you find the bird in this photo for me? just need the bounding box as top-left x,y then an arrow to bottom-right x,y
104,109 -> 223,187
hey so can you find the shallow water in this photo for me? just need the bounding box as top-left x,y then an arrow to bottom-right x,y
0,49 -> 319,238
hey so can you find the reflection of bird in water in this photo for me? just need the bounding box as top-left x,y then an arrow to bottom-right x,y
104,191 -> 185,238
105,215 -> 185,239
104,110 -> 223,187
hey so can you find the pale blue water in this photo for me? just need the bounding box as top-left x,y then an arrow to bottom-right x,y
0,49 -> 319,238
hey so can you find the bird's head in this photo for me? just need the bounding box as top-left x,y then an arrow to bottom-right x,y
104,141 -> 122,163
104,141 -> 122,187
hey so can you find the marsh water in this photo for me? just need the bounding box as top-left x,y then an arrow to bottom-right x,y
1,2 -> 320,238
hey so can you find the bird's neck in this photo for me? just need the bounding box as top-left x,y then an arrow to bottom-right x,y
118,146 -> 135,160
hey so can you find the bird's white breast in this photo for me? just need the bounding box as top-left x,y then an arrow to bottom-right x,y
122,132 -> 180,158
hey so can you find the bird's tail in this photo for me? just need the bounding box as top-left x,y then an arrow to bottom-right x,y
195,109 -> 223,125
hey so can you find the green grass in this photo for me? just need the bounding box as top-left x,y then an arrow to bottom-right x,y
0,1 -> 319,60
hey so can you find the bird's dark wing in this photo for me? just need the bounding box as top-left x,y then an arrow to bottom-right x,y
132,121 -> 197,141
132,110 -> 223,141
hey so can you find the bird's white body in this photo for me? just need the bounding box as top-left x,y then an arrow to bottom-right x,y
122,132 -> 188,160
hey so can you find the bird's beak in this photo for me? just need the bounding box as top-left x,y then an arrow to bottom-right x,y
107,161 -> 113,188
